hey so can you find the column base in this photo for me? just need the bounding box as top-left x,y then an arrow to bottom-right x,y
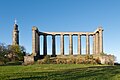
51,55 -> 57,57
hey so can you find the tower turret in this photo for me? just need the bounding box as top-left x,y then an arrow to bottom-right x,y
12,19 -> 19,45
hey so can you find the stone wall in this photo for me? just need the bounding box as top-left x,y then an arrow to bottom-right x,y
99,55 -> 115,65
24,56 -> 34,65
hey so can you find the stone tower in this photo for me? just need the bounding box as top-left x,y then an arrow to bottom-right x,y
12,20 -> 19,45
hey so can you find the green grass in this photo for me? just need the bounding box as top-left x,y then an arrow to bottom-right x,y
0,64 -> 120,80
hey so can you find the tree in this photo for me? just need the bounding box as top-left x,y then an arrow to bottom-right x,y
0,42 -> 26,65
7,45 -> 26,61
0,43 -> 9,64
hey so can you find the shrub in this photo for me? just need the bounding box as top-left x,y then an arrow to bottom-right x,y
0,61 -> 4,65
43,55 -> 50,64
95,57 -> 101,64
55,58 -> 67,64
66,58 -> 76,64
6,61 -> 22,65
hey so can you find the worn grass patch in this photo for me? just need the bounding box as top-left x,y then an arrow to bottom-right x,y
0,64 -> 120,80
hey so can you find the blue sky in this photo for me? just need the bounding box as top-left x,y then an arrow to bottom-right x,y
0,0 -> 120,62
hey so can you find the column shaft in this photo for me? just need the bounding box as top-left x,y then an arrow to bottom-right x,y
99,29 -> 103,53
69,34 -> 73,55
52,35 -> 56,56
95,32 -> 99,54
43,35 -> 47,55
32,27 -> 39,57
60,34 -> 64,55
78,34 -> 81,55
32,29 -> 36,56
36,32 -> 39,55
93,34 -> 96,54
37,34 -> 40,56
86,34 -> 90,55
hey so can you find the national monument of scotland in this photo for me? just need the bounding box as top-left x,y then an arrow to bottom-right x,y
12,21 -> 114,65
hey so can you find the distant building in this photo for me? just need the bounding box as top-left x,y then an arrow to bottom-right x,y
12,20 -> 19,45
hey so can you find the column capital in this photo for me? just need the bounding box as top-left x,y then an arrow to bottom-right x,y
52,34 -> 56,36
98,27 -> 104,31
69,34 -> 73,36
61,34 -> 64,36
78,34 -> 82,36
43,34 -> 47,36
86,33 -> 90,36
32,26 -> 38,31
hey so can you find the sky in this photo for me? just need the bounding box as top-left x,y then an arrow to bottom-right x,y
0,0 -> 120,62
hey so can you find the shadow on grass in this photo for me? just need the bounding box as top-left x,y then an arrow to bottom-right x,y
9,65 -> 120,80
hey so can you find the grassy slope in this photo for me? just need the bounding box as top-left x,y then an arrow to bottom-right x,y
0,64 -> 120,80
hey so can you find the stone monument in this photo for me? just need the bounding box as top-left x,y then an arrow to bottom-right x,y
12,19 -> 19,45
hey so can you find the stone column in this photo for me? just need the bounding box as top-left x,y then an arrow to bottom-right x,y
52,35 -> 56,56
93,34 -> 96,54
32,28 -> 36,56
32,27 -> 38,56
43,34 -> 47,56
86,34 -> 90,55
60,34 -> 64,55
37,33 -> 40,56
95,32 -> 99,54
35,32 -> 40,57
36,32 -> 38,55
78,34 -> 81,55
99,28 -> 103,53
69,34 -> 73,55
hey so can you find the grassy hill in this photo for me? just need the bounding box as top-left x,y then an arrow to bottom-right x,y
0,64 -> 120,80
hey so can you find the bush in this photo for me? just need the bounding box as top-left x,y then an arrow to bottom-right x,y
55,58 -> 66,64
95,57 -> 101,64
0,61 -> 4,65
7,45 -> 25,61
6,61 -> 22,65
43,55 -> 50,64
37,55 -> 110,65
